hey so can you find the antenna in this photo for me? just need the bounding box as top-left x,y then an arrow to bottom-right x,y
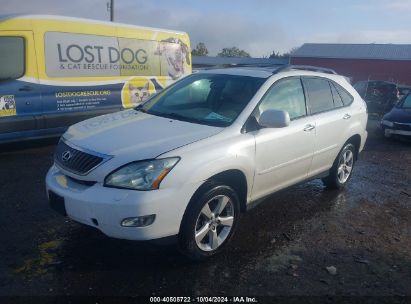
107,0 -> 114,22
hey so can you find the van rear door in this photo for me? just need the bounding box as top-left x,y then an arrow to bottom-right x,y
0,31 -> 41,141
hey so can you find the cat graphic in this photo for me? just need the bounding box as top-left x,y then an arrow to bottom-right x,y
128,82 -> 150,106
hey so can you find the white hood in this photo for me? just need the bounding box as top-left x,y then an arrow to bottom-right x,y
63,110 -> 223,159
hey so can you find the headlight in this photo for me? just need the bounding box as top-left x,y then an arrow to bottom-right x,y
381,120 -> 394,128
104,157 -> 180,190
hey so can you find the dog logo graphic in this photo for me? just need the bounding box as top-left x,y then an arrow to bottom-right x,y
156,38 -> 190,80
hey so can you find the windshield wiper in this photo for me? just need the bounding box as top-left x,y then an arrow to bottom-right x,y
147,111 -> 206,124
146,110 -> 228,127
163,112 -> 205,124
134,105 -> 147,113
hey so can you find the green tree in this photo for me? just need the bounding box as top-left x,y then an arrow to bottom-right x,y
269,47 -> 299,59
191,42 -> 209,56
217,46 -> 251,58
268,50 -> 282,59
282,47 -> 299,58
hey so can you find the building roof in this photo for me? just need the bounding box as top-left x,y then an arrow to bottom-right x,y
292,43 -> 411,61
192,56 -> 288,67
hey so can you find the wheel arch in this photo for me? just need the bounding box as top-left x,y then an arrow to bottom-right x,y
180,169 -> 249,229
345,134 -> 362,160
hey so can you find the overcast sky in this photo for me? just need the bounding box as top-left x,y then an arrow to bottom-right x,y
1,0 -> 411,57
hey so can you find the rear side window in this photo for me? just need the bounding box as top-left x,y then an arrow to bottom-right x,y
0,37 -> 25,80
258,77 -> 307,120
303,77 -> 334,114
334,82 -> 354,106
329,82 -> 344,108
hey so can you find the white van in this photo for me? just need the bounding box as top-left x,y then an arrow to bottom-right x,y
0,15 -> 191,143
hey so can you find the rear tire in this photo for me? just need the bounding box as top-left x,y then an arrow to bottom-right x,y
322,143 -> 356,189
178,183 -> 240,261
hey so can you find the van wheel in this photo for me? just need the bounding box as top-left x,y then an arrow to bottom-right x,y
322,143 -> 356,189
179,183 -> 240,261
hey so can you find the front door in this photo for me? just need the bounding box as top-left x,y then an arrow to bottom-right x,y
251,77 -> 316,200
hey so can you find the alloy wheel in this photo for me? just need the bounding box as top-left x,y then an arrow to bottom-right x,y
337,149 -> 354,183
194,194 -> 235,252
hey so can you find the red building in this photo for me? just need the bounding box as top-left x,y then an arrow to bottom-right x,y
291,43 -> 411,86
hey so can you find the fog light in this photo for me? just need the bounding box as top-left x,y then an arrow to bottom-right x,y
121,215 -> 156,227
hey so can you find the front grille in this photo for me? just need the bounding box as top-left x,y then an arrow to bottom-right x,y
394,123 -> 411,131
54,140 -> 105,175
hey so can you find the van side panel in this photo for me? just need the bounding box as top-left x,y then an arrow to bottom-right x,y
0,16 -> 191,142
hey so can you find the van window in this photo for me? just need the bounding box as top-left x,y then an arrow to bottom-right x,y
258,78 -> 307,120
303,77 -> 334,114
0,37 -> 25,80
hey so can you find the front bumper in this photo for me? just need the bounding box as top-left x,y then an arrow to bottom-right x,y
384,128 -> 411,137
381,120 -> 411,137
45,165 -> 202,241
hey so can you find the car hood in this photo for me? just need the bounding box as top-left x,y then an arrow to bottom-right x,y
383,106 -> 411,123
63,110 -> 223,158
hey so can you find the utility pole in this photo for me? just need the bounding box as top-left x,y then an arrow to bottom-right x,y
107,0 -> 114,22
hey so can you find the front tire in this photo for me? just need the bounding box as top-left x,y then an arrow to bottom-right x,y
178,183 -> 240,261
322,143 -> 356,189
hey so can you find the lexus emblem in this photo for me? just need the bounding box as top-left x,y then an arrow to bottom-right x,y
61,150 -> 73,162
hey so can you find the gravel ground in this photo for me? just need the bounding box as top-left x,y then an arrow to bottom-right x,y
0,120 -> 410,300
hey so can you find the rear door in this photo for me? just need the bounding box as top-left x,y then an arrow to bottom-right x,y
302,77 -> 353,176
0,32 -> 41,140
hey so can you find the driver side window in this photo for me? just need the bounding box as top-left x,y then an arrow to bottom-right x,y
258,77 -> 307,120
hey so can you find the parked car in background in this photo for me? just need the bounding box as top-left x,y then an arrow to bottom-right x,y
0,15 -> 191,143
398,85 -> 411,100
46,65 -> 368,260
354,80 -> 399,116
381,92 -> 411,138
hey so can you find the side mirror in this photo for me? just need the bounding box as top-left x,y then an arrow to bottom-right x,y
258,109 -> 290,128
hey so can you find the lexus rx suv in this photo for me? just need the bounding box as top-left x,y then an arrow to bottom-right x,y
46,66 -> 368,260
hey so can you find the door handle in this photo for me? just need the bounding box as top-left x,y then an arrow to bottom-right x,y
303,124 -> 315,132
343,114 -> 351,120
18,86 -> 33,92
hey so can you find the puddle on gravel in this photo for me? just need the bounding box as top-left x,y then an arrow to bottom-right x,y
15,240 -> 62,277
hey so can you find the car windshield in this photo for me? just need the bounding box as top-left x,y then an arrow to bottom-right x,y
137,73 -> 265,127
400,94 -> 411,108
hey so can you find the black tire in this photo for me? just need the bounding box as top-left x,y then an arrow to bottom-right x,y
178,182 -> 240,261
322,143 -> 356,189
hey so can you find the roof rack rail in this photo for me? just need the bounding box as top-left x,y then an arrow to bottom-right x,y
275,65 -> 338,75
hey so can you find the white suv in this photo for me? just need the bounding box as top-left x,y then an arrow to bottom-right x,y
46,66 -> 368,260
